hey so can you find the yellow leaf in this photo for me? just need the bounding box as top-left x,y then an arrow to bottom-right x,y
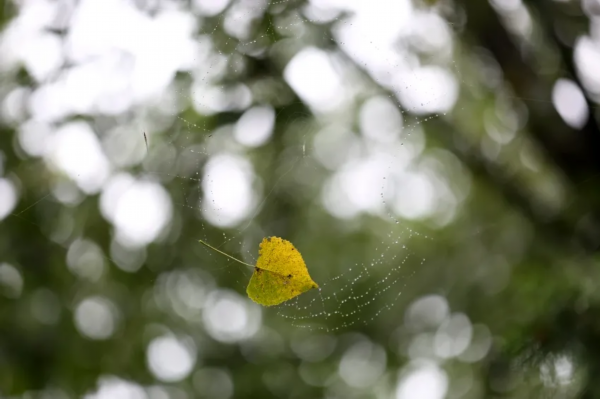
198,237 -> 318,307
247,237 -> 318,306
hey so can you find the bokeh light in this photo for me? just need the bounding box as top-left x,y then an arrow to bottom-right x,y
74,296 -> 118,340
202,289 -> 261,343
147,335 -> 197,382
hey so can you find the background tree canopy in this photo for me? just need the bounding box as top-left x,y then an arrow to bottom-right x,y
1,0 -> 600,397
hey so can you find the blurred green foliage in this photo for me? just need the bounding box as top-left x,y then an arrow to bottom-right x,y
1,0 -> 600,398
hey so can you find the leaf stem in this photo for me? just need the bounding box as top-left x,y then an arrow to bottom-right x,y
198,240 -> 255,268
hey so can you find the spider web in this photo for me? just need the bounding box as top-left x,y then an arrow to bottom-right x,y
157,120 -> 430,333
142,0 -> 463,333
0,0 -> 522,334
